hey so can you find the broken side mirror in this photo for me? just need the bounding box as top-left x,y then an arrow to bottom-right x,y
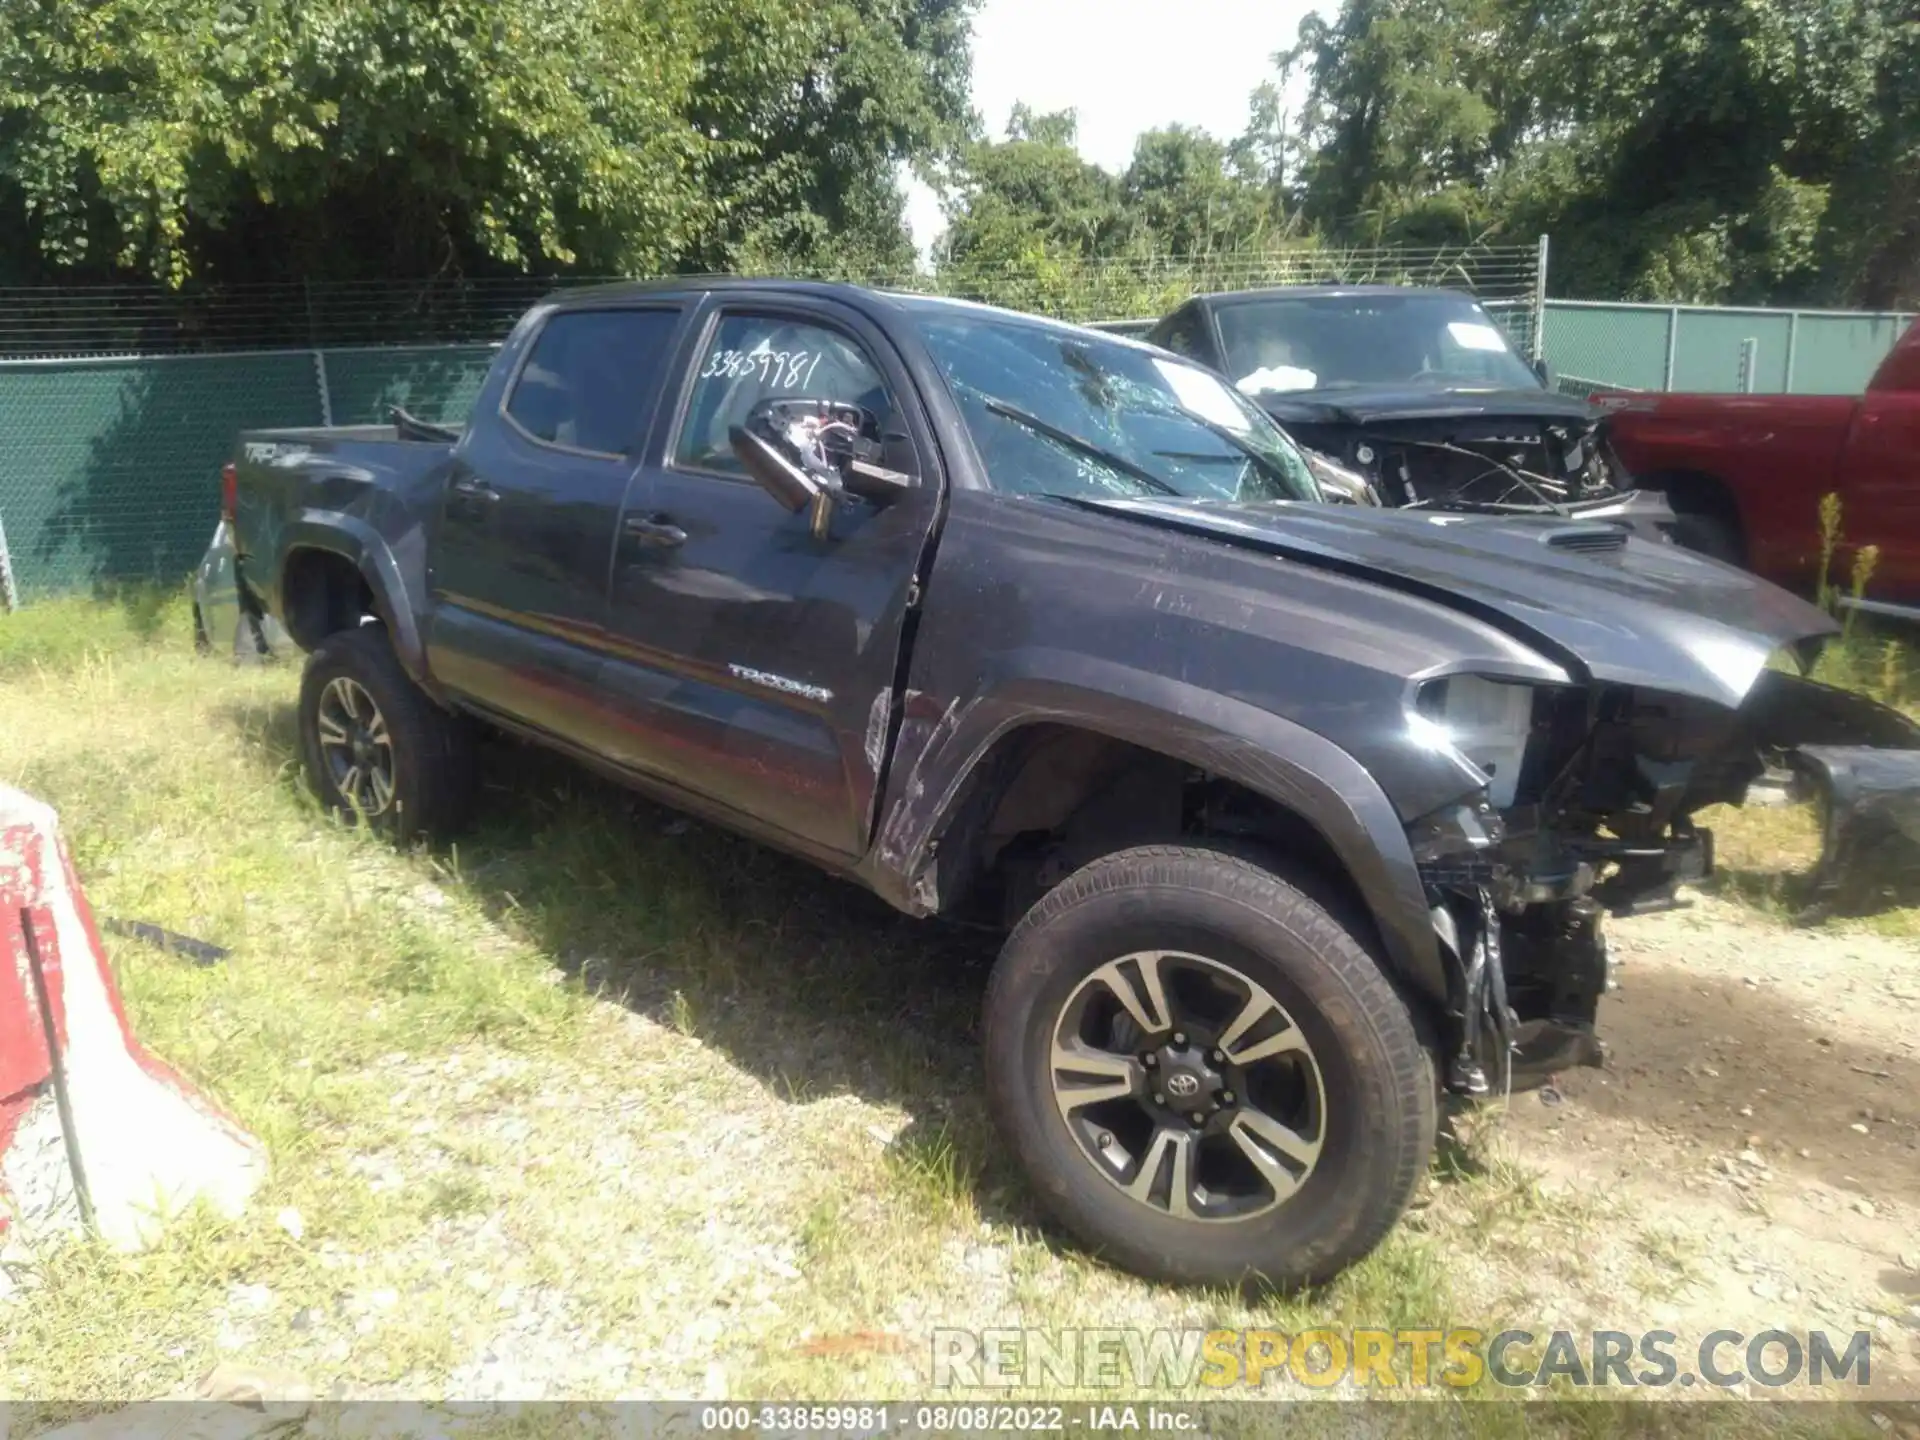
1532,356 -> 1557,390
729,423 -> 839,540
729,398 -> 912,540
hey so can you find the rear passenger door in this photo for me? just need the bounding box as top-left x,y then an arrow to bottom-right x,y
429,305 -> 686,741
598,299 -> 941,860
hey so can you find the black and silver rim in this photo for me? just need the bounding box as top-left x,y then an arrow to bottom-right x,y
1050,950 -> 1326,1223
316,677 -> 397,817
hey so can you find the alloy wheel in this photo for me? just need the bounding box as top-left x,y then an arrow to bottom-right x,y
315,676 -> 397,818
1050,949 -> 1326,1222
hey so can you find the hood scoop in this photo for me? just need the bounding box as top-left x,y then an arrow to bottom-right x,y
1543,524 -> 1629,555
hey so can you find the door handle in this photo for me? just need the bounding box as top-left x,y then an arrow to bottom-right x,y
625,514 -> 688,548
451,477 -> 500,501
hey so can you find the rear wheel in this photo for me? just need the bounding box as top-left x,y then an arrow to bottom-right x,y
298,626 -> 474,841
1649,476 -> 1744,566
983,844 -> 1435,1289
1669,509 -> 1743,566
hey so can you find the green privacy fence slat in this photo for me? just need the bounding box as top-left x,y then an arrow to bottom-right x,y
0,353 -> 320,599
1542,302 -> 1914,395
1541,304 -> 1675,391
1787,314 -> 1916,395
0,345 -> 493,601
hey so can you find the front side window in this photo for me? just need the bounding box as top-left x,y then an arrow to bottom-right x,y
675,314 -> 895,477
1215,293 -> 1541,396
913,309 -> 1320,505
503,308 -> 681,455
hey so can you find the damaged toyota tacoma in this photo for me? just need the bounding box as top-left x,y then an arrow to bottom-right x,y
214,280 -> 1920,1288
1145,285 -> 1669,531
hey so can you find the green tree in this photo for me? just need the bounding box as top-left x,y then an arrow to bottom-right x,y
1122,126 -> 1278,257
0,0 -> 973,285
1280,0 -> 1510,244
937,107 -> 1132,271
1279,0 -> 1918,305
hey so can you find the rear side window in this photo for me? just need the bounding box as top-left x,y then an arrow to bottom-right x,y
504,308 -> 680,456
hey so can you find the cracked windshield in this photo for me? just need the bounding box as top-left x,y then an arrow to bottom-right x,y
914,310 -> 1322,504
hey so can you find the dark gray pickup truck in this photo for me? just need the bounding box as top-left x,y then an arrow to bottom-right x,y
217,278 -> 1920,1288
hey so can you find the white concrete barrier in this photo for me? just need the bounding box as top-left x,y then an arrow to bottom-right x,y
0,786 -> 265,1252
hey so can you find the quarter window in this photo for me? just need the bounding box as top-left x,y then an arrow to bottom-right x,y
504,308 -> 680,455
1154,308 -> 1209,362
676,314 -> 894,476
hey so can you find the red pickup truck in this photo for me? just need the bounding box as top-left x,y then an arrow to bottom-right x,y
1597,317 -> 1920,618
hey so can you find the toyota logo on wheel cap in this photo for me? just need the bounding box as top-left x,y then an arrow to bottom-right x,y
1166,1072 -> 1201,1099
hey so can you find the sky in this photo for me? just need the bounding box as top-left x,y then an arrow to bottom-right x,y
904,0 -> 1322,255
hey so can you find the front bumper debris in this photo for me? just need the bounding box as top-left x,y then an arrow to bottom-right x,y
1787,745 -> 1920,918
1412,668 -> 1920,1098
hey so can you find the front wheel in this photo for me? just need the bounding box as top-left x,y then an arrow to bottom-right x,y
983,844 -> 1435,1289
298,626 -> 474,842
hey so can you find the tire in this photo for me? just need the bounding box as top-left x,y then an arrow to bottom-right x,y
1669,509 -> 1742,566
983,843 -> 1436,1289
298,625 -> 474,842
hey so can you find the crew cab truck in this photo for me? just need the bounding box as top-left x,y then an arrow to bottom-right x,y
222,280 -> 1920,1288
1597,316 -> 1920,612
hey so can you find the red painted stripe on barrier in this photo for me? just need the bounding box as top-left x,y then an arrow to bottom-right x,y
0,823 -> 53,1096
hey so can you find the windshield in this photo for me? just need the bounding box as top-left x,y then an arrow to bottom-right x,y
1215,293 -> 1541,396
912,309 -> 1321,505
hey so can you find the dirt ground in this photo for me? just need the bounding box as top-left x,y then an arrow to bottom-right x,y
1463,896 -> 1920,1389
172,879 -> 1920,1404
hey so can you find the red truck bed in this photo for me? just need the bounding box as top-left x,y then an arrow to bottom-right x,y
1596,318 -> 1920,615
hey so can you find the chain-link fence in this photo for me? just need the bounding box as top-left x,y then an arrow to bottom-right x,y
0,243 -> 1549,601
1541,301 -> 1915,396
0,244 -> 1549,358
0,347 -> 497,601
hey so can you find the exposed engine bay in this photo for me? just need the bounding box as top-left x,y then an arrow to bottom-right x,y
1404,665 -> 1920,1098
1287,410 -> 1631,513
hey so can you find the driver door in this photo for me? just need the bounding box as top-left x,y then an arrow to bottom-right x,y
599,299 -> 941,859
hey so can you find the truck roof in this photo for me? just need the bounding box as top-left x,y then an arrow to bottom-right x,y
1181,285 -> 1476,307
536,276 -> 1168,349
539,275 -> 873,308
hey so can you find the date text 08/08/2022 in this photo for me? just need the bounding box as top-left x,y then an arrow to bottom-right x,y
698,1405 -> 1199,1434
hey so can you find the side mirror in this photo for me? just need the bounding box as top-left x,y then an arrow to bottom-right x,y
729,424 -> 838,541
1532,356 -> 1557,389
729,398 -> 913,539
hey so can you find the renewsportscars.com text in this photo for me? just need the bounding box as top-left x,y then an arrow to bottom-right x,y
931,1327 -> 1874,1391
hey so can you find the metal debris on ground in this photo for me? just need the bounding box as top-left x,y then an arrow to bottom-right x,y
103,917 -> 231,966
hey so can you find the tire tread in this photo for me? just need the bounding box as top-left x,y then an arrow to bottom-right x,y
984,842 -> 1435,1288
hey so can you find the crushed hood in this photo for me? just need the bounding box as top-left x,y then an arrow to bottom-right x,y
1079,497 -> 1837,708
1255,385 -> 1598,429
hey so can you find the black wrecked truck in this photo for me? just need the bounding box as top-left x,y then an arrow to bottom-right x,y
217,279 -> 1920,1288
1146,286 -> 1664,526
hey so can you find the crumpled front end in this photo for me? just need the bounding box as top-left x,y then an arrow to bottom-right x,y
1404,664 -> 1920,1098
1277,405 -> 1630,514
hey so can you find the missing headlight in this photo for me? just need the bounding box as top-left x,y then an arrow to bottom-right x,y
1413,675 -> 1540,809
